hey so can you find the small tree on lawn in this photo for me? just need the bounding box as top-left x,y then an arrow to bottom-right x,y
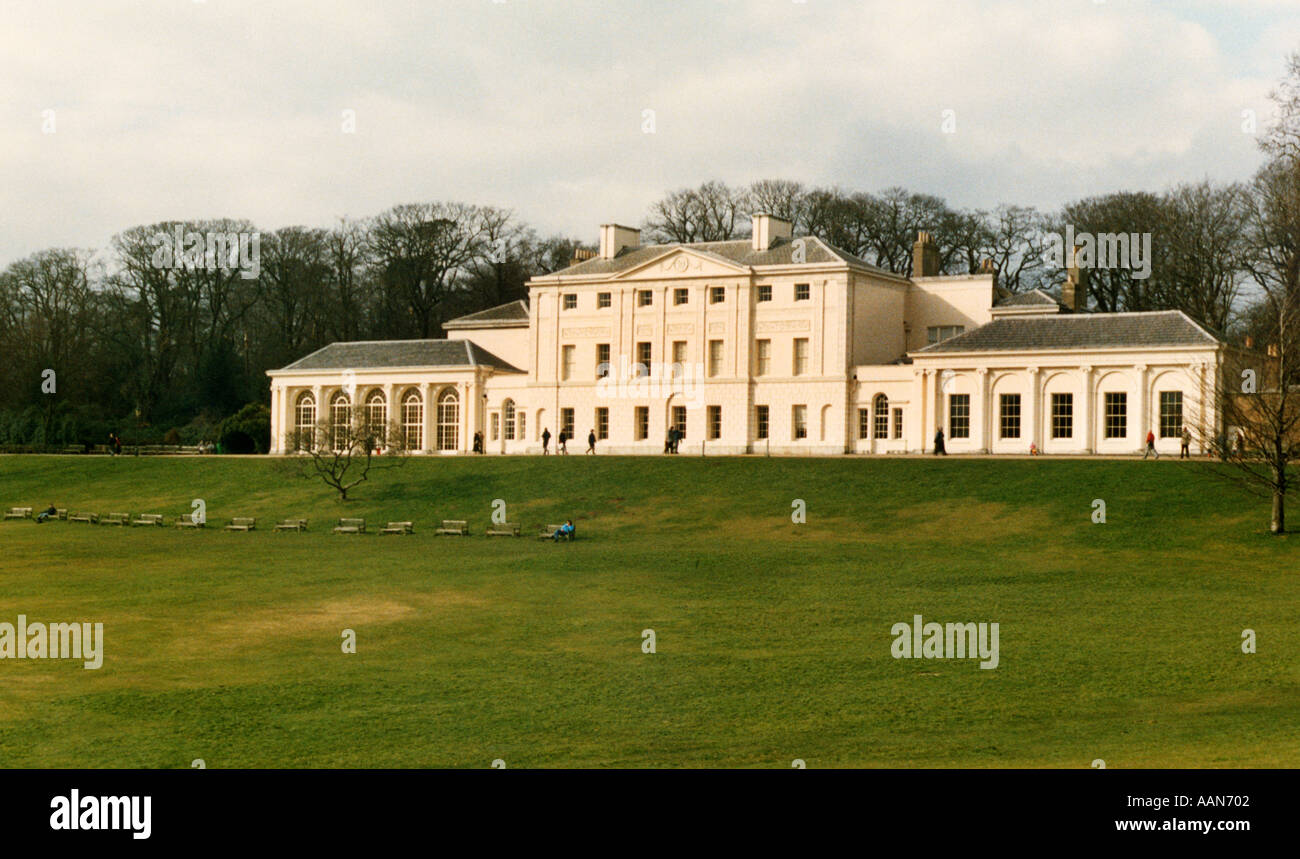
282,408 -> 410,501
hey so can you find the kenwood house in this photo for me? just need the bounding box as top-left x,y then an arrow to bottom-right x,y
268,215 -> 1226,456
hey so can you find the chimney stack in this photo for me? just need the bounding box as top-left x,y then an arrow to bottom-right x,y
911,231 -> 939,278
751,213 -> 792,251
1061,244 -> 1089,312
599,224 -> 640,260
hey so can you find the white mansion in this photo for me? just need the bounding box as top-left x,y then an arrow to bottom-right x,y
267,215 -> 1226,456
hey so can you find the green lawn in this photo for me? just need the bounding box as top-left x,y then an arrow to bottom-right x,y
0,454 -> 1296,768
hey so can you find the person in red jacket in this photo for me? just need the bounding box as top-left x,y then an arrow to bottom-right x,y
1143,429 -> 1159,460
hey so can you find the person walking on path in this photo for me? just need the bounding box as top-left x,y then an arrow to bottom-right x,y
557,429 -> 568,454
586,429 -> 596,455
541,428 -> 550,455
933,429 -> 947,455
1143,430 -> 1159,459
1180,427 -> 1191,459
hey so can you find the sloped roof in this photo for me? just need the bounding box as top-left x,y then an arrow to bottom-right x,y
443,299 -> 529,329
915,310 -> 1220,354
542,236 -> 898,278
994,288 -> 1067,309
277,339 -> 524,373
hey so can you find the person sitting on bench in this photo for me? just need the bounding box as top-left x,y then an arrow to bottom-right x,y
552,520 -> 575,542
36,504 -> 57,523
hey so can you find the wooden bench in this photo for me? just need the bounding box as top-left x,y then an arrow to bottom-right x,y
131,513 -> 165,527
3,507 -> 32,520
56,508 -> 67,520
435,519 -> 469,536
101,512 -> 130,527
68,511 -> 99,524
333,518 -> 366,535
225,517 -> 257,532
538,523 -> 576,541
485,521 -> 521,537
380,521 -> 414,535
175,513 -> 205,529
274,518 -> 308,532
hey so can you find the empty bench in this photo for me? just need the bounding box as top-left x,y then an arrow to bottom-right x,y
68,511 -> 99,524
380,521 -> 414,535
538,523 -> 576,542
485,521 -> 520,537
131,513 -> 165,527
274,518 -> 308,532
435,520 -> 469,536
101,512 -> 130,527
333,518 -> 366,535
175,514 -> 205,529
225,517 -> 257,532
3,507 -> 32,520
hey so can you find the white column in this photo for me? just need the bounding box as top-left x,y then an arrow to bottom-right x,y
917,370 -> 929,453
1027,366 -> 1040,452
422,382 -> 435,452
1080,366 -> 1093,453
1136,364 -> 1149,452
461,382 -> 471,453
976,368 -> 990,453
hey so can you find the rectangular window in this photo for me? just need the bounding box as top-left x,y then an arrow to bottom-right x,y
927,325 -> 965,345
792,405 -> 807,439
949,394 -> 970,439
793,338 -> 809,375
1104,392 -> 1127,439
490,412 -> 499,441
595,407 -> 609,440
597,343 -> 611,378
1051,393 -> 1073,439
597,292 -> 611,308
794,283 -> 810,301
893,408 -> 903,439
710,286 -> 725,304
757,284 -> 772,302
517,410 -> 525,441
1159,391 -> 1183,438
707,405 -> 722,440
561,344 -> 575,381
672,340 -> 687,368
562,293 -> 577,310
755,405 -> 769,440
999,393 -> 1021,439
671,405 -> 687,439
634,406 -> 649,440
561,408 -> 574,439
708,340 -> 724,377
638,289 -> 653,307
874,403 -> 889,440
755,339 -> 771,376
673,287 -> 689,305
636,342 -> 651,377
858,409 -> 870,440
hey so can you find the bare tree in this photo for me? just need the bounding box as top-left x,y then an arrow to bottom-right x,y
282,409 -> 410,501
644,181 -> 748,243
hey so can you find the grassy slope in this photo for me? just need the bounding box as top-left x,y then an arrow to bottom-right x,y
0,454 -> 1296,768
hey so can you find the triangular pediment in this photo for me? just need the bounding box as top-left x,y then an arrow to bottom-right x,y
612,247 -> 750,280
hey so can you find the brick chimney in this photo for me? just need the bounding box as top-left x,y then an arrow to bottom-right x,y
1061,244 -> 1090,312
912,231 -> 939,278
751,213 -> 792,251
599,224 -> 640,259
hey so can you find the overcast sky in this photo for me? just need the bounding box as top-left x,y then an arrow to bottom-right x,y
2,0 -> 1298,266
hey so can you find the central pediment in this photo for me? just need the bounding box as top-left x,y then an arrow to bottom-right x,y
611,247 -> 751,280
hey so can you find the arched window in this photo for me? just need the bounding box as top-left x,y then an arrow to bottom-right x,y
437,388 -> 459,451
401,389 -> 423,450
503,399 -> 516,441
330,391 -> 352,450
873,394 -> 889,440
365,390 -> 387,442
294,392 -> 316,451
